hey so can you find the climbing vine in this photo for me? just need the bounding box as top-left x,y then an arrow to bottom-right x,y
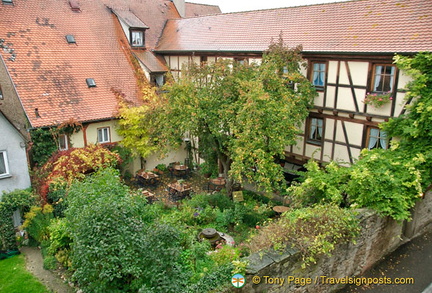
29,118 -> 82,167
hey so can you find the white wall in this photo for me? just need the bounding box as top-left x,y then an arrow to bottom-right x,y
0,113 -> 31,195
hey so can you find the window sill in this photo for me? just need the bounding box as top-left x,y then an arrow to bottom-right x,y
306,140 -> 323,146
0,174 -> 12,179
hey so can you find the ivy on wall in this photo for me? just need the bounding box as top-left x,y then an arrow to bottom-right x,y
29,119 -> 82,167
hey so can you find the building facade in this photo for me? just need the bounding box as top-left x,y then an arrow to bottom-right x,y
1,0 -> 431,173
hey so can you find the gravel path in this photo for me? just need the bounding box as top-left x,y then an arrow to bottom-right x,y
20,246 -> 75,293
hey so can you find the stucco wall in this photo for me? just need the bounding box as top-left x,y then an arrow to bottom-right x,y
240,191 -> 432,293
0,113 -> 31,195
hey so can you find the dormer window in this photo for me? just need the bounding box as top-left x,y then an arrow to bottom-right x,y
111,9 -> 148,48
131,30 -> 144,47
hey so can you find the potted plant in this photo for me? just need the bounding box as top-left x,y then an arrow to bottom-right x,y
153,163 -> 167,175
363,91 -> 393,108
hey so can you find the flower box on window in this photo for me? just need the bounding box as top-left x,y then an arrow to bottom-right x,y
363,92 -> 393,108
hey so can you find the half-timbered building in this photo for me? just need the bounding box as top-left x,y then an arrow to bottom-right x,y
154,0 -> 432,169
1,0 -> 431,174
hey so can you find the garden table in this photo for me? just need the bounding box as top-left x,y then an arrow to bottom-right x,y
168,181 -> 192,201
207,177 -> 226,192
136,171 -> 160,187
172,164 -> 189,178
141,190 -> 157,204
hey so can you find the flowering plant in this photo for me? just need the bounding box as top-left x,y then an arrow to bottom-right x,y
363,92 -> 393,108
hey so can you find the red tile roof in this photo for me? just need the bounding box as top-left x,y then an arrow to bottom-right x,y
111,9 -> 150,29
0,0 -> 182,128
185,2 -> 221,17
0,0 -> 143,128
132,50 -> 168,73
156,0 -> 432,54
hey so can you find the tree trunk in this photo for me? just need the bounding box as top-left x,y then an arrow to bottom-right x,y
219,154 -> 234,198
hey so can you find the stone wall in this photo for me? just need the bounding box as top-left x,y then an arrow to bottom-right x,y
239,191 -> 432,293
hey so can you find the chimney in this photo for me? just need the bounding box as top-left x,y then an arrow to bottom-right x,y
69,0 -> 81,12
171,0 -> 185,18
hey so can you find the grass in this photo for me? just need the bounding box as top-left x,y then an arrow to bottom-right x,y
0,254 -> 49,293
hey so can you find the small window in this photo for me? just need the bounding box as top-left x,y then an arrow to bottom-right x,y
366,127 -> 388,150
311,62 -> 326,90
58,134 -> 68,151
65,35 -> 76,44
371,65 -> 396,93
97,127 -> 110,143
86,78 -> 96,88
307,117 -> 324,145
0,151 -> 10,178
131,30 -> 144,47
282,66 -> 295,89
2,0 -> 13,5
0,85 -> 3,100
234,58 -> 248,65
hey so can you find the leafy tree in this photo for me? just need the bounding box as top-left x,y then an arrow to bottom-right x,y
383,52 -> 432,189
118,37 -> 317,193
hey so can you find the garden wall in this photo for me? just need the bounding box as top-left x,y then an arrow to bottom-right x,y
239,191 -> 432,293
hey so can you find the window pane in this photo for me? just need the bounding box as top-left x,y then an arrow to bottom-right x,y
373,65 -> 395,93
132,31 -> 143,46
368,128 -> 388,150
312,63 -> 325,87
98,128 -> 109,143
0,152 -> 6,174
97,129 -> 102,142
59,135 -> 68,150
309,118 -> 323,141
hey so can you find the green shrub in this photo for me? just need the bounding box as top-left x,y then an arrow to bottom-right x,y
47,218 -> 72,268
0,189 -> 34,250
289,149 -> 423,221
22,204 -> 54,244
209,245 -> 242,266
43,255 -> 57,270
155,163 -> 168,172
248,204 -> 360,268
46,184 -> 68,218
66,168 -> 197,292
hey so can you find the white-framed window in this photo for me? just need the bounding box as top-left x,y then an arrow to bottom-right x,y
366,127 -> 388,150
0,85 -> 3,100
97,127 -> 110,143
0,151 -> 10,178
131,30 -> 144,47
371,64 -> 396,93
58,134 -> 68,151
311,62 -> 326,90
307,117 -> 324,145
